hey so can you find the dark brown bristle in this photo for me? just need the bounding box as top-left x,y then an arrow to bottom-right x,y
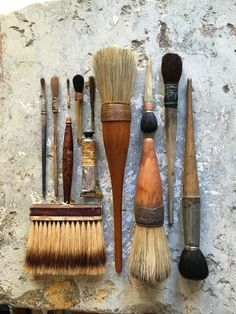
141,111 -> 158,133
178,249 -> 209,280
73,74 -> 84,93
161,53 -> 182,84
40,77 -> 45,89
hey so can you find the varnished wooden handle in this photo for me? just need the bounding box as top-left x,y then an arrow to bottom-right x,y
102,120 -> 130,272
63,116 -> 73,203
51,76 -> 59,98
183,78 -> 199,197
75,99 -> 83,144
53,113 -> 58,197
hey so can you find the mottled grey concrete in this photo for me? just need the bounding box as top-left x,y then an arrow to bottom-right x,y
0,0 -> 236,313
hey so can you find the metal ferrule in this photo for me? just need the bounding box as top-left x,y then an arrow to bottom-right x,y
40,94 -> 46,114
182,196 -> 201,249
135,205 -> 164,227
164,83 -> 178,108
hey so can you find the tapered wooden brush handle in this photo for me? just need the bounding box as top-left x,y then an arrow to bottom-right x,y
165,108 -> 177,225
135,138 -> 164,227
75,95 -> 83,144
183,78 -> 199,197
63,116 -> 73,203
101,102 -> 131,272
183,78 -> 200,249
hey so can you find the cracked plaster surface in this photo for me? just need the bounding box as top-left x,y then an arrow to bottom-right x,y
0,0 -> 236,313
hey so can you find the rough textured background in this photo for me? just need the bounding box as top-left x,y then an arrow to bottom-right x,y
0,0 -> 236,313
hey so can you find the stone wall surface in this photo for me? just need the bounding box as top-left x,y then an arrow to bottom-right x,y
0,0 -> 236,313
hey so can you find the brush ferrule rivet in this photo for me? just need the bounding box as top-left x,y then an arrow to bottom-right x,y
164,83 -> 178,108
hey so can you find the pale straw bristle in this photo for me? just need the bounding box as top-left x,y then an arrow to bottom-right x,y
24,220 -> 106,276
92,46 -> 137,104
129,225 -> 172,285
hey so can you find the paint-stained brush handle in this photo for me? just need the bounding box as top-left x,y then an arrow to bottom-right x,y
40,78 -> 47,198
63,116 -> 73,203
51,76 -> 59,197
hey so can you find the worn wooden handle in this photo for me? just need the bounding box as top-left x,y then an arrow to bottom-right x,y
183,78 -> 199,197
102,120 -> 130,273
51,76 -> 59,98
53,113 -> 58,197
63,116 -> 73,203
75,99 -> 83,144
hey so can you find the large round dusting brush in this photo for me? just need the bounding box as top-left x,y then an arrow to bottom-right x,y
178,78 -> 209,280
161,53 -> 182,225
129,138 -> 172,285
92,47 -> 137,272
141,58 -> 158,133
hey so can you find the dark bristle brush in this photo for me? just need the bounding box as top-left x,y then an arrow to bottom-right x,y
141,58 -> 158,133
40,78 -> 47,198
161,53 -> 182,225
178,78 -> 209,280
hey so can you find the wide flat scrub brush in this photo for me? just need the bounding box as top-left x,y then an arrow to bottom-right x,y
129,138 -> 172,285
178,78 -> 208,280
92,46 -> 137,272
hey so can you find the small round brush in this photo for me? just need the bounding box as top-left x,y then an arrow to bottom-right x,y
141,58 -> 157,133
178,78 -> 209,280
161,53 -> 182,225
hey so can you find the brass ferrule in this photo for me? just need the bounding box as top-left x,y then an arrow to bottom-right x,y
164,83 -> 178,108
101,102 -> 131,122
182,196 -> 200,249
135,205 -> 164,227
52,97 -> 58,112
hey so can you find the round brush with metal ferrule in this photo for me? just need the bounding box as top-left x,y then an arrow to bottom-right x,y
141,58 -> 157,133
178,78 -> 209,280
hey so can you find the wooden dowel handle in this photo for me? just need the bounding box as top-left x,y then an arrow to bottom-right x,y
53,113 -> 58,197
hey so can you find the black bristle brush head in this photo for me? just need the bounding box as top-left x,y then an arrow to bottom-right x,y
161,53 -> 182,84
73,74 -> 84,93
178,249 -> 209,280
141,111 -> 158,133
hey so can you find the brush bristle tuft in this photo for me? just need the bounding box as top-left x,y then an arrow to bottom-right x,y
129,225 -> 172,285
73,74 -> 84,93
178,249 -> 209,280
161,53 -> 182,84
92,46 -> 137,104
24,220 -> 106,276
141,111 -> 158,133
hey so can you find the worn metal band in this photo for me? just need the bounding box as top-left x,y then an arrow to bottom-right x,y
82,140 -> 96,167
30,216 -> 101,222
182,196 -> 200,248
75,92 -> 83,101
143,102 -> 154,111
101,102 -> 131,122
135,205 -> 164,227
164,83 -> 178,108
185,245 -> 199,251
52,97 -> 58,112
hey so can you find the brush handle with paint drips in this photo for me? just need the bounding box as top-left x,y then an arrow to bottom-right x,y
101,102 -> 131,273
62,116 -> 73,203
183,78 -> 200,250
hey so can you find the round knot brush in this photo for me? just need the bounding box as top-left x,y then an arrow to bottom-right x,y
161,53 -> 182,225
141,58 -> 157,133
178,78 -> 209,280
129,138 -> 172,285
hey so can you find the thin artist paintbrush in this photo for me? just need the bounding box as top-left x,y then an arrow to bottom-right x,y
40,78 -> 47,198
161,53 -> 182,225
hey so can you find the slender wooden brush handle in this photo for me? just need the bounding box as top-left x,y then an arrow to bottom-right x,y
51,76 -> 59,197
63,116 -> 73,203
165,107 -> 177,225
183,78 -> 200,249
75,95 -> 83,144
40,78 -> 47,198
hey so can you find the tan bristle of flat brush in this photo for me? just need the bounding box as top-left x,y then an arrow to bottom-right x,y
24,205 -> 106,276
128,138 -> 172,285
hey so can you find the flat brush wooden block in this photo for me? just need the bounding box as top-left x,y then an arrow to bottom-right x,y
30,204 -> 102,221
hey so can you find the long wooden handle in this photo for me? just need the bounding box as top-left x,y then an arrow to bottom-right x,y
53,113 -> 58,197
183,78 -> 199,197
63,116 -> 73,203
165,107 -> 177,225
41,108 -> 47,198
75,99 -> 83,144
102,120 -> 130,273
